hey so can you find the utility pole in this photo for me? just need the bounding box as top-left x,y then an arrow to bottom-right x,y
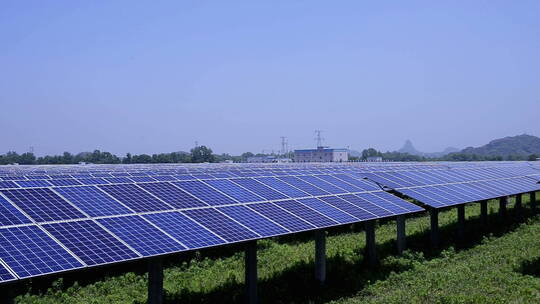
280,137 -> 287,156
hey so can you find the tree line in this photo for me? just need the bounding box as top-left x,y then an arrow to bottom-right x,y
0,146 -> 217,165
354,148 -> 539,162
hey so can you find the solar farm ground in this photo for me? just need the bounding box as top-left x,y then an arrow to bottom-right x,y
14,196 -> 540,304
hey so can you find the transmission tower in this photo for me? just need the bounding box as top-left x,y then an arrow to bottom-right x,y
314,130 -> 324,148
280,137 -> 287,155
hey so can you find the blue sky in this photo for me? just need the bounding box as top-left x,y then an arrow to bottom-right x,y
1,1 -> 539,156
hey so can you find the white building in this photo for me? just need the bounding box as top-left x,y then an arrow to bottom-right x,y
294,147 -> 348,162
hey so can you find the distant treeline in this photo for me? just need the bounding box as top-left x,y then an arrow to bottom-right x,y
0,146 -> 219,165
354,148 -> 539,162
1,147 -> 538,165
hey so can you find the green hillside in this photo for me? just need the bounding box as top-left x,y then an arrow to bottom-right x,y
460,134 -> 540,157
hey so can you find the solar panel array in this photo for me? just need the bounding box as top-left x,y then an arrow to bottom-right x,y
0,163 -> 428,284
360,165 -> 540,208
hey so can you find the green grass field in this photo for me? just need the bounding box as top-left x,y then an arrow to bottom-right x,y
14,194 -> 540,304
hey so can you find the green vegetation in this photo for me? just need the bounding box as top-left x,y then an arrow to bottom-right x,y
0,145 -> 217,165
13,194 -> 540,304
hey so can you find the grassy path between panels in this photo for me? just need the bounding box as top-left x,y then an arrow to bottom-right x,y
16,194 -> 540,304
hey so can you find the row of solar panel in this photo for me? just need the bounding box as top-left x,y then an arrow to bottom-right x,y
361,168 -> 540,189
2,164 -> 537,181
0,172 -> 384,191
394,177 -> 540,208
0,174 -> 383,226
0,191 -> 422,282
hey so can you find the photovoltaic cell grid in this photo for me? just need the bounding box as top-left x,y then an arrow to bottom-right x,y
4,161 -> 535,283
361,167 -> 540,208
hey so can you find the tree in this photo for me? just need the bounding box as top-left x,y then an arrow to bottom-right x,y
528,154 -> 539,161
191,145 -> 215,163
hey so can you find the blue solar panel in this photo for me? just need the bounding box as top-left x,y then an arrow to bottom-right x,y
0,195 -> 32,226
174,181 -> 237,206
98,216 -> 186,257
230,178 -> 288,200
104,177 -> 133,184
319,196 -> 378,220
1,188 -> 86,222
274,200 -> 338,227
255,177 -> 310,198
375,191 -> 425,212
0,225 -> 84,278
338,194 -> 393,217
354,192 -> 409,214
298,197 -> 358,224
43,220 -> 139,266
182,208 -> 259,242
129,176 -> 156,183
247,202 -> 315,232
0,181 -> 19,189
78,178 -> 110,185
55,186 -> 133,217
315,175 -> 365,193
99,184 -> 172,212
137,182 -> 208,209
153,175 -> 177,181
0,263 -> 15,282
217,205 -> 288,237
204,179 -> 264,203
277,176 -> 329,196
48,179 -> 83,187
15,180 -> 52,188
143,212 -> 225,249
333,174 -> 381,191
297,176 -> 346,194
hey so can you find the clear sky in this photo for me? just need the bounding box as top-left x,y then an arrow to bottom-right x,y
1,1 -> 539,156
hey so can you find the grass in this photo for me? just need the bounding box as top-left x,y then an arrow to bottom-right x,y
12,193 -> 540,304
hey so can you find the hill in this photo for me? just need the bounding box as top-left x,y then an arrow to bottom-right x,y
460,134 -> 540,157
397,140 -> 459,157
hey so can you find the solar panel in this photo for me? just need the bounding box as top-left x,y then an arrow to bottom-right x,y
296,176 -> 347,194
174,181 -> 237,206
277,176 -> 329,196
0,225 -> 84,278
97,216 -> 186,257
274,200 -> 338,228
0,195 -> 32,226
319,196 -> 378,220
204,179 -> 265,203
15,180 -> 52,188
137,182 -> 208,209
0,181 -> 19,189
181,208 -> 259,242
230,178 -> 288,200
99,184 -> 172,212
338,194 -> 393,217
48,179 -> 83,187
43,220 -> 139,266
54,186 -> 133,217
143,212 -> 225,249
0,263 -> 15,282
217,205 -> 289,237
1,188 -> 86,222
255,176 -> 310,198
78,178 -> 109,185
247,202 -> 315,232
297,197 -> 357,224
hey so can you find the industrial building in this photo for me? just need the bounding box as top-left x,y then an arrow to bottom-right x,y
294,147 -> 349,162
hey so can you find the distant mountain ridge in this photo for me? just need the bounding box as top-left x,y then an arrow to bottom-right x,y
459,134 -> 540,157
397,140 -> 459,157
